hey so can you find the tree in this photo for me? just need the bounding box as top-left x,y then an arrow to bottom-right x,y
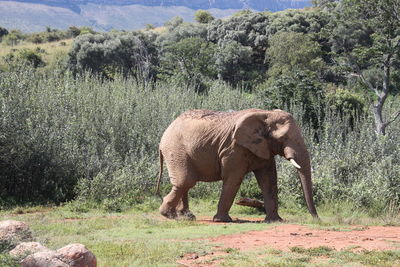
164,16 -> 184,29
194,10 -> 215,24
2,30 -> 24,46
17,49 -> 45,68
67,26 -> 81,38
258,71 -> 325,129
0,26 -> 8,40
161,37 -> 216,92
68,31 -> 159,83
266,31 -> 325,79
331,0 -> 400,135
214,40 -> 254,85
208,12 -> 271,85
157,22 -> 207,45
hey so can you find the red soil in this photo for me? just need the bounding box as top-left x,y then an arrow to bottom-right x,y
178,217 -> 400,267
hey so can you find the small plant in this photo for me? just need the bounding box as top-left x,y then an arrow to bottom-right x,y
0,253 -> 18,267
290,246 -> 334,256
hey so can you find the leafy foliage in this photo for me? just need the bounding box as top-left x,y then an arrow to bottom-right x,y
68,31 -> 158,81
2,30 -> 25,46
266,31 -> 325,79
160,37 -> 217,92
0,26 -> 8,39
194,10 -> 215,24
0,4 -> 399,213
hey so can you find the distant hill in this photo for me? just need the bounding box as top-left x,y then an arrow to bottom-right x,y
0,0 -> 311,32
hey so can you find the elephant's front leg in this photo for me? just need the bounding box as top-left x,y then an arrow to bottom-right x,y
254,158 -> 283,222
213,178 -> 243,222
213,156 -> 247,222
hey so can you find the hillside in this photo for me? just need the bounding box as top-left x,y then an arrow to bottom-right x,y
0,0 -> 311,32
1,0 -> 311,13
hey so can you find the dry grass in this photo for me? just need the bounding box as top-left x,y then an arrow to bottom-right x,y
0,39 -> 73,65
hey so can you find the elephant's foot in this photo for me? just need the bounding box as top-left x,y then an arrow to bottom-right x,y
264,214 -> 283,223
159,206 -> 177,219
177,210 -> 196,221
213,214 -> 232,222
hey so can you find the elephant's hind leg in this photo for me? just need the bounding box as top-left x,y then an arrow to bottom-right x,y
159,185 -> 183,219
159,178 -> 196,220
176,191 -> 196,220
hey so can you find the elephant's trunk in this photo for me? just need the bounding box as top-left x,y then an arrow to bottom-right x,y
285,145 -> 318,218
296,154 -> 318,218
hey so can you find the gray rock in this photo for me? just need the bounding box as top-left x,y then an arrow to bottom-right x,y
21,251 -> 68,267
57,243 -> 97,267
0,220 -> 32,251
9,242 -> 51,259
20,243 -> 97,267
0,220 -> 32,241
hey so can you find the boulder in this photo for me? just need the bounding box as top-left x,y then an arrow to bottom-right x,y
9,242 -> 51,258
21,243 -> 97,267
0,220 -> 32,241
21,251 -> 68,267
57,243 -> 97,267
0,220 -> 32,251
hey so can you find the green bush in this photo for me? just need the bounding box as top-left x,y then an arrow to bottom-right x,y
68,31 -> 158,81
0,253 -> 18,267
194,10 -> 215,24
2,30 -> 25,46
0,26 -> 9,39
258,70 -> 325,129
0,65 -> 399,214
17,49 -> 45,68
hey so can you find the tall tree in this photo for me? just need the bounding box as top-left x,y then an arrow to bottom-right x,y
194,10 -> 215,24
331,0 -> 400,135
161,37 -> 216,92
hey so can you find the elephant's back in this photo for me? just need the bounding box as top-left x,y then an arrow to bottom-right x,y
178,109 -> 236,121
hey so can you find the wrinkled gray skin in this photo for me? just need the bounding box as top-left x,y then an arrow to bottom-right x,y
157,109 -> 318,222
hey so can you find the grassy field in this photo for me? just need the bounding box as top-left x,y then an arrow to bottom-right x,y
0,39 -> 73,66
0,29 -> 399,267
1,199 -> 399,267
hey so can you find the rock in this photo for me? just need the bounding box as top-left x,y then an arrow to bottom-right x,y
0,220 -> 32,241
57,243 -> 97,267
21,251 -> 68,267
0,220 -> 32,251
21,243 -> 97,267
9,242 -> 51,258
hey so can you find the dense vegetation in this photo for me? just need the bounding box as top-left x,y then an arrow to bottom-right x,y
0,0 -> 399,216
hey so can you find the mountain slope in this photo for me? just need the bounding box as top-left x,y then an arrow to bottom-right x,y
1,0 -> 311,12
0,0 -> 312,32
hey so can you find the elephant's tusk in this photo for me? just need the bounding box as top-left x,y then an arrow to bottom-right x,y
290,159 -> 301,169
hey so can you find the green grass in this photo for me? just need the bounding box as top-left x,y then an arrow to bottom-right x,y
0,201 -> 274,267
215,247 -> 400,267
1,199 -> 400,266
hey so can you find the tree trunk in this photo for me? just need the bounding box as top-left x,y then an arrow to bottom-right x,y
372,54 -> 391,135
374,101 -> 387,135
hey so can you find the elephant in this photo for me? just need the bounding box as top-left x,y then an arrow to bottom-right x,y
156,109 -> 318,222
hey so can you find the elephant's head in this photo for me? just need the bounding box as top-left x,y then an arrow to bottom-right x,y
233,109 -> 318,218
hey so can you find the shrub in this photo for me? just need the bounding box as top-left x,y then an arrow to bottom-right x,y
2,30 -> 25,46
16,49 -> 45,68
194,10 -> 215,24
67,26 -> 81,37
0,26 -> 9,39
68,31 -> 159,81
0,64 -> 399,214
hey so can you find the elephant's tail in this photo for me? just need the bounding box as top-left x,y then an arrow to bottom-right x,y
155,149 -> 163,200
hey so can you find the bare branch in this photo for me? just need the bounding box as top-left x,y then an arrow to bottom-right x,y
384,110 -> 400,127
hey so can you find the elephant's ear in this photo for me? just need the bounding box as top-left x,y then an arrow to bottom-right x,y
232,112 -> 271,160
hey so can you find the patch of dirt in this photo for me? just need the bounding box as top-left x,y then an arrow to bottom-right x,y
178,217 -> 400,267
